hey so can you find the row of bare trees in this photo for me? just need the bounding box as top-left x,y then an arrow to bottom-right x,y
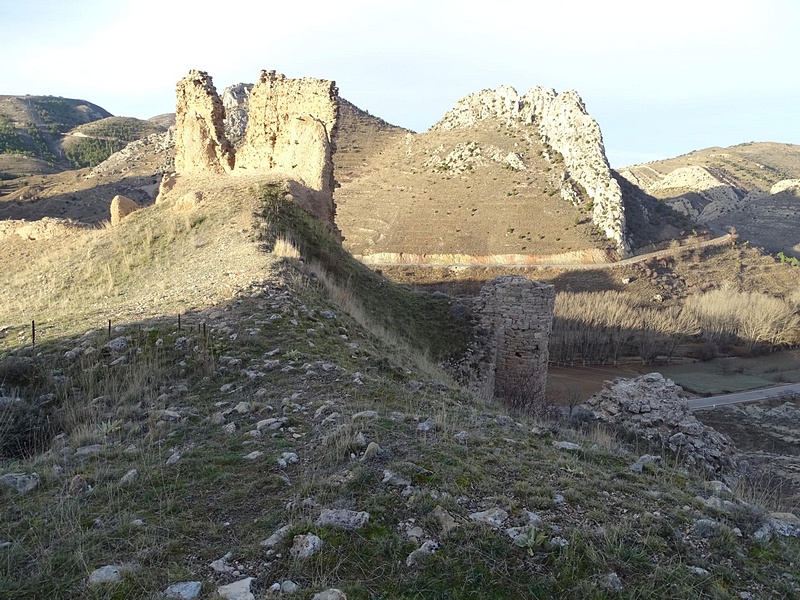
550,289 -> 800,365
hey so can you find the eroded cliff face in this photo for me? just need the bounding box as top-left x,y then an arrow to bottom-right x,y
432,86 -> 629,254
172,70 -> 340,231
174,71 -> 234,175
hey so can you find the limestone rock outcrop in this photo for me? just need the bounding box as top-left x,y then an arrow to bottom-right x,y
581,373 -> 737,474
110,195 -> 140,226
174,70 -> 234,174
432,86 -> 629,254
770,179 -> 800,195
222,83 -> 254,149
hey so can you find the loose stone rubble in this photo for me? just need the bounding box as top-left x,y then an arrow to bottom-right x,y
581,373 -> 738,474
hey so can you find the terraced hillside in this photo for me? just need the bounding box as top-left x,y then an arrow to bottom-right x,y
335,107 -> 603,260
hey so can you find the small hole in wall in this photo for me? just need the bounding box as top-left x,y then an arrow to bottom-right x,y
515,352 -> 522,357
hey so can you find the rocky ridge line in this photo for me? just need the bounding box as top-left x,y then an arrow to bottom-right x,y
431,85 -> 629,254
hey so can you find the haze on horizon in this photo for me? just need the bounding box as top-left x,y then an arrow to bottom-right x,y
2,0 -> 798,167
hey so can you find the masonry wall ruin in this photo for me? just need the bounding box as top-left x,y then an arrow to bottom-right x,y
172,69 -> 340,230
174,71 -> 234,175
475,276 -> 555,412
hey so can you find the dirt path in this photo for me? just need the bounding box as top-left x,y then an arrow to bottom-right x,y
361,234 -> 732,270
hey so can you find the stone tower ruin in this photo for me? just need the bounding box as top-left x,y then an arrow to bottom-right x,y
476,276 -> 555,412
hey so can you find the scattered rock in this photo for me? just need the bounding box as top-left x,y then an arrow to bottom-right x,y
752,512 -> 800,541
352,410 -> 378,420
67,474 -> 90,495
120,469 -> 138,485
553,441 -> 581,451
210,551 -> 235,573
705,480 -> 733,497
290,533 -> 324,559
104,336 -> 128,352
417,417 -> 437,432
689,566 -> 710,576
217,577 -> 255,600
382,470 -> 411,487
693,519 -> 719,539
629,454 -> 661,473
432,505 -> 459,537
311,590 -> 347,600
75,444 -> 104,456
469,508 -> 508,527
0,472 -> 39,495
281,580 -> 301,593
88,564 -> 123,585
261,524 -> 291,548
257,417 -> 287,431
165,451 -> 181,466
361,442 -> 380,461
316,508 -> 370,531
601,572 -> 624,593
406,540 -> 439,567
164,581 -> 202,599
243,451 -> 264,461
278,452 -> 298,468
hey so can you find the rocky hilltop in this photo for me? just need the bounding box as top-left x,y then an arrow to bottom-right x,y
621,142 -> 800,257
332,85 -> 656,262
432,86 -> 629,254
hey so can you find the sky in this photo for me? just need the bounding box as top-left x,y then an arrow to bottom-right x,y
2,0 -> 799,167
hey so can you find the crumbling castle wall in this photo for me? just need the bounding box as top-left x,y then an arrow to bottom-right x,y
232,70 -> 339,225
475,276 -> 555,412
174,70 -> 234,174
172,70 -> 340,229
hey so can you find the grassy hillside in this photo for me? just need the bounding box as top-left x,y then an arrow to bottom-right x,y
1,175 -> 799,598
0,95 -> 113,176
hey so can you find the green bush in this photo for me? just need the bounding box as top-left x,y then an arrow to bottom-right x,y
777,251 -> 800,267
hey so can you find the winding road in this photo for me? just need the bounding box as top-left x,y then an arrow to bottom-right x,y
360,234 -> 733,270
688,383 -> 800,410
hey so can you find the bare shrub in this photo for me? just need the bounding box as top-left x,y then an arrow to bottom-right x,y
685,289 -> 800,351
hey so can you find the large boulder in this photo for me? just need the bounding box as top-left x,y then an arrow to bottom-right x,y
109,195 -> 140,227
581,373 -> 737,474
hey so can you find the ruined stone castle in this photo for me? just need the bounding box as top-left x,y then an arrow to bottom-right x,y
172,69 -> 340,229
